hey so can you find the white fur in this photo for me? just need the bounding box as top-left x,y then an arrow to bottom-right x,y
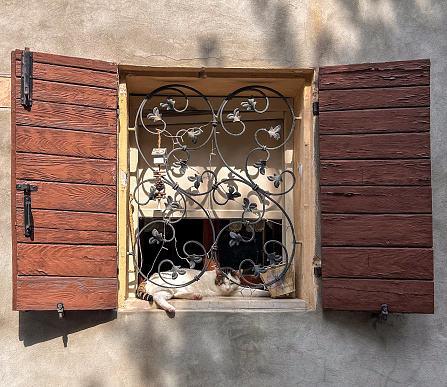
144,268 -> 241,312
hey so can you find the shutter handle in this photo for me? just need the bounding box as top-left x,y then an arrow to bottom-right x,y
16,183 -> 38,237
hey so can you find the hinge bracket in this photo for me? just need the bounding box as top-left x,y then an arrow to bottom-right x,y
21,49 -> 33,107
57,302 -> 64,319
16,183 -> 38,238
380,304 -> 389,320
312,101 -> 319,116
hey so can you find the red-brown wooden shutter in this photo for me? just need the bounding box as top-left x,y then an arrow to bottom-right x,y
11,49 -> 118,310
319,59 -> 434,313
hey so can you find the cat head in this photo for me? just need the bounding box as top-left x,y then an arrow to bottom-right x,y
214,267 -> 241,295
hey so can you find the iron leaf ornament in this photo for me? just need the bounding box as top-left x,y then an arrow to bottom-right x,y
188,254 -> 203,269
165,196 -> 180,211
172,159 -> 188,174
171,265 -> 186,280
147,107 -> 162,122
188,174 -> 203,189
226,185 -> 241,201
267,125 -> 281,140
148,229 -> 164,245
229,232 -> 244,247
227,108 -> 241,122
242,198 -> 257,212
241,96 -> 256,111
268,173 -> 283,188
253,160 -> 267,175
253,264 -> 268,279
160,97 -> 175,110
267,252 -> 282,266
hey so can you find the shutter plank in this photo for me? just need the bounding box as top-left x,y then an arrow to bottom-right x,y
14,79 -> 117,109
319,107 -> 430,135
17,244 -> 116,277
17,153 -> 116,185
319,86 -> 429,111
16,126 -> 116,160
320,159 -> 431,186
15,100 -> 116,134
321,186 -> 432,214
15,60 -> 117,89
15,181 -> 116,213
322,247 -> 433,279
14,50 -> 117,72
16,209 -> 116,232
320,133 -> 430,160
321,214 -> 432,247
16,276 -> 117,310
16,226 -> 116,245
322,278 -> 434,313
319,59 -> 430,90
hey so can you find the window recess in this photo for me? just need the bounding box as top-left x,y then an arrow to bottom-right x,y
120,69 -> 318,309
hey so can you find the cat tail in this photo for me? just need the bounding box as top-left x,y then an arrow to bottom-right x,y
136,281 -> 153,301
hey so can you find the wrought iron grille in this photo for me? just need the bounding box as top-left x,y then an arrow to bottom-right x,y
131,84 -> 298,291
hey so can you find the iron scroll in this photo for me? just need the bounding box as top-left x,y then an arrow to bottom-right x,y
132,85 -> 298,291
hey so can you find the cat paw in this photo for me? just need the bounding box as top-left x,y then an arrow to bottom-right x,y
193,293 -> 203,300
165,306 -> 175,313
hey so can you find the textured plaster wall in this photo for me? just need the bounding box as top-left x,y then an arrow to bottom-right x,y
1,1 -> 447,386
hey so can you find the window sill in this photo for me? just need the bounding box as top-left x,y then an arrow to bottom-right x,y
121,297 -> 306,312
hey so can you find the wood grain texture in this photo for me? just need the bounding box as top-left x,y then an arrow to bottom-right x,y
321,214 -> 433,247
16,209 -> 116,232
17,244 -> 117,277
12,49 -> 118,311
321,186 -> 432,214
14,50 -> 117,73
16,153 -> 116,185
319,59 -> 430,90
14,60 -> 118,89
320,159 -> 431,186
15,181 -> 116,213
16,226 -> 116,245
14,79 -> 117,109
319,59 -> 433,313
15,100 -> 116,134
320,133 -> 430,160
322,278 -> 434,313
322,247 -> 433,279
16,276 -> 117,310
16,126 -> 116,160
319,86 -> 430,111
319,107 -> 430,135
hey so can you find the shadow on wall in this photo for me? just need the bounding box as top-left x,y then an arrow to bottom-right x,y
18,310 -> 116,347
250,0 -> 299,66
198,35 -> 224,67
314,0 -> 446,65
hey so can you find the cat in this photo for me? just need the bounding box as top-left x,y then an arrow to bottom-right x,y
136,267 -> 242,312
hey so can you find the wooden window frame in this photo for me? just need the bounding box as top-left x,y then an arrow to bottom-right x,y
117,67 -> 319,310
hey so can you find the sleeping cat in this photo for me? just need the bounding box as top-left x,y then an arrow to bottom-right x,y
136,267 -> 242,312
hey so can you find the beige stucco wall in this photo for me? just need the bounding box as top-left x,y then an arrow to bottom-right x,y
2,1 -> 447,386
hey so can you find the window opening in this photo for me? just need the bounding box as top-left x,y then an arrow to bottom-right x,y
131,84 -> 299,296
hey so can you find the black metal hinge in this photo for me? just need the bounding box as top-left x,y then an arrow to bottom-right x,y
57,302 -> 64,319
312,101 -> 319,116
16,183 -> 38,237
380,304 -> 389,320
21,49 -> 33,107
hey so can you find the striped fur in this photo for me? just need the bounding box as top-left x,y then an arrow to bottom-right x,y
136,281 -> 153,301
